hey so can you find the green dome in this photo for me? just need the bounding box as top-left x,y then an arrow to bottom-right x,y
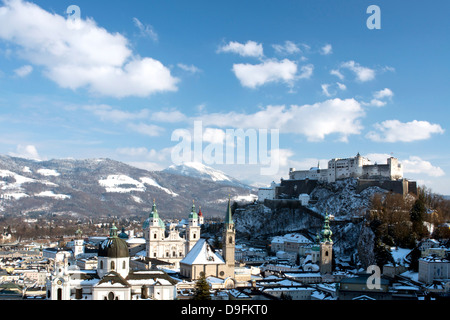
320,214 -> 333,243
118,227 -> 129,239
189,201 -> 198,219
98,224 -> 129,258
143,200 -> 160,229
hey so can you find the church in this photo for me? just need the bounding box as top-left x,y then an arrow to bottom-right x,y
179,198 -> 236,281
143,200 -> 202,268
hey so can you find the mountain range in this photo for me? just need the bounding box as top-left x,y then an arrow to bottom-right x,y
0,155 -> 256,220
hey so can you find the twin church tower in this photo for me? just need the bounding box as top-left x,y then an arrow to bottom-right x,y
144,199 -> 235,280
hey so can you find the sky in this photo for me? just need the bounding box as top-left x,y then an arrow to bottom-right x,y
0,0 -> 449,194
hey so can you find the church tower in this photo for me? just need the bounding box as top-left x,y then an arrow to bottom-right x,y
319,213 -> 333,274
144,200 -> 165,258
198,206 -> 204,225
186,201 -> 201,252
73,227 -> 85,259
222,199 -> 235,278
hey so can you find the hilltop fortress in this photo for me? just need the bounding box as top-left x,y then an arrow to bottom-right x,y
258,153 -> 417,202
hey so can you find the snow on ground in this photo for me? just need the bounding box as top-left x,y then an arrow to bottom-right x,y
37,168 -> 60,176
131,195 -> 143,203
165,162 -> 233,182
99,175 -> 146,193
140,177 -> 178,197
22,166 -> 32,173
1,192 -> 29,200
390,247 -> 412,265
98,174 -> 178,196
35,191 -> 71,199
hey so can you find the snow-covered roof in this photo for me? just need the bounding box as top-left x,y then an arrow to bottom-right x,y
180,239 -> 225,265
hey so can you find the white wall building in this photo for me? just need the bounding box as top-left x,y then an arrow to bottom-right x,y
257,181 -> 278,202
288,153 -> 403,183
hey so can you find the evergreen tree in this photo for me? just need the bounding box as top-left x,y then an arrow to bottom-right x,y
192,272 -> 211,300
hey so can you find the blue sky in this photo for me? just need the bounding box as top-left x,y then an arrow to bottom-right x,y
0,0 -> 449,194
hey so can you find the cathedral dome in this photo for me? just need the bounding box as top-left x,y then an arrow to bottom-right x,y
98,224 -> 129,258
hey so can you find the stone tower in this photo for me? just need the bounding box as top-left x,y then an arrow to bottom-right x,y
222,199 -> 235,277
319,213 -> 333,274
186,201 -> 201,252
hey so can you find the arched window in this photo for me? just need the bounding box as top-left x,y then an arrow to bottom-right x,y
57,288 -> 62,300
100,261 -> 103,269
229,236 -> 233,244
122,260 -> 126,269
193,233 -> 196,239
108,292 -> 115,300
111,261 -> 115,270
154,233 -> 157,239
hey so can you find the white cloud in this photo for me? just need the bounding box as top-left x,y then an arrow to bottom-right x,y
402,156 -> 445,177
336,82 -> 346,90
83,105 -> 149,123
232,59 -> 300,88
321,82 -> 346,97
330,69 -> 344,80
321,84 -> 332,97
198,98 -> 365,142
8,144 -> 41,160
177,63 -> 201,74
84,105 -> 186,123
127,123 -> 165,137
272,41 -> 301,55
132,17 -> 158,41
362,99 -> 387,107
320,44 -> 333,55
373,88 -> 394,99
340,60 -> 375,82
366,120 -> 444,142
0,0 -> 178,98
217,40 -> 264,58
14,64 -> 33,77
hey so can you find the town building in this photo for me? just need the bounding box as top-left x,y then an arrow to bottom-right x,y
46,224 -> 177,300
179,199 -> 236,282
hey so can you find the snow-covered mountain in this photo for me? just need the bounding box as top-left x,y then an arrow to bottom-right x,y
163,162 -> 252,189
0,155 -> 255,219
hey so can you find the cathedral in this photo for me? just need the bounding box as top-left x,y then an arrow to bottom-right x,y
143,200 -> 202,268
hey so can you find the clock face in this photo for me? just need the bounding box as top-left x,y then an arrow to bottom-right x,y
57,279 -> 62,285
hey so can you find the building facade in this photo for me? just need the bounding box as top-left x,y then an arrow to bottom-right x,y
288,153 -> 403,183
143,200 -> 202,268
180,199 -> 236,281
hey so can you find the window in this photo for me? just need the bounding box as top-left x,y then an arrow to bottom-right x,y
122,261 -> 126,269
75,288 -> 82,300
154,233 -> 157,239
100,261 -> 103,269
111,261 -> 115,270
108,292 -> 115,300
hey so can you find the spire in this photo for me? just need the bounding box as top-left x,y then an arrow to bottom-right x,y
109,223 -> 118,238
189,200 -> 198,219
320,212 -> 333,243
225,198 -> 233,225
150,199 -> 159,219
198,206 -> 203,217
